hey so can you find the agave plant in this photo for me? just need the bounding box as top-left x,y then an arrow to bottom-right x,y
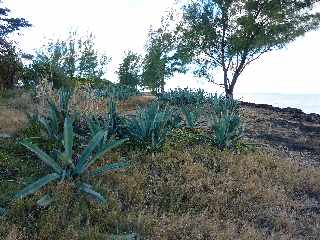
0,207 -> 7,216
37,88 -> 76,142
125,102 -> 180,152
158,88 -> 207,106
210,113 -> 243,150
15,117 -> 127,206
208,93 -> 240,116
96,84 -> 140,101
88,98 -> 125,149
181,105 -> 202,129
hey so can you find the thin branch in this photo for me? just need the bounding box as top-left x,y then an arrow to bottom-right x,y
206,51 -> 222,67
243,47 -> 272,68
226,57 -> 232,71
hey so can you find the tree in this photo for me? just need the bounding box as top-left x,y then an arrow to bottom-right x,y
0,1 -> 31,39
142,36 -> 166,94
0,40 -> 23,90
29,32 -> 110,88
117,51 -> 141,88
176,0 -> 320,98
0,1 -> 31,91
142,16 -> 185,94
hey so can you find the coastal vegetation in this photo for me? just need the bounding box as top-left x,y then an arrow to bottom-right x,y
1,0 -> 320,239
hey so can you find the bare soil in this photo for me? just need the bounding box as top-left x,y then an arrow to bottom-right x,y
240,102 -> 320,167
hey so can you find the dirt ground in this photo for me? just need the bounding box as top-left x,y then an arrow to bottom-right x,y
240,102 -> 320,167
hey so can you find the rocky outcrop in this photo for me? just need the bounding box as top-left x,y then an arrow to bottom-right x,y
240,101 -> 320,166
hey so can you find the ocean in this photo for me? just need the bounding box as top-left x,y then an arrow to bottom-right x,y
236,93 -> 320,114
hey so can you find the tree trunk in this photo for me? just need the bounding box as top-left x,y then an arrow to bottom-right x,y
225,87 -> 234,99
160,82 -> 164,93
223,69 -> 234,99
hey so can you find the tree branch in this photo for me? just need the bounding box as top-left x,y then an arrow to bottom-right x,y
243,47 -> 272,69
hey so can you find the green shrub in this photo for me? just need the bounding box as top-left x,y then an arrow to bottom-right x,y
88,98 -> 126,151
166,128 -> 207,150
0,207 -> 7,216
96,84 -> 140,101
35,88 -> 76,142
208,93 -> 240,116
125,102 -> 180,152
13,117 -> 127,207
210,113 -> 243,150
181,105 -> 202,129
158,88 -> 207,106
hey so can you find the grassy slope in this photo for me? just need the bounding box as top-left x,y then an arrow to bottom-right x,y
1,95 -> 320,239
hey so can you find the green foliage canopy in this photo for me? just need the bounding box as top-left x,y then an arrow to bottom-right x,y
28,32 -> 110,88
117,51 -> 141,88
0,1 -> 31,39
0,1 -> 31,90
176,0 -> 320,97
141,16 -> 186,94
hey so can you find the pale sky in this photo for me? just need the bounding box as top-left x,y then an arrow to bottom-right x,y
3,0 -> 320,95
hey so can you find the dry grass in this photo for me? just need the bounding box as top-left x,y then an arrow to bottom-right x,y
0,106 -> 28,135
0,81 -> 108,136
0,82 -> 153,136
2,130 -> 320,239
1,88 -> 320,239
34,79 -> 107,117
118,95 -> 156,112
103,141 -> 320,239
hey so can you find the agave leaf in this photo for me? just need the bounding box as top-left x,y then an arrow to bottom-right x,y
109,233 -> 137,239
91,161 -> 129,177
49,100 -> 59,132
20,140 -> 63,174
63,117 -> 74,163
79,138 -> 127,175
15,173 -> 60,199
49,99 -> 59,116
0,207 -> 7,216
79,183 -> 106,204
38,116 -> 51,135
59,88 -> 72,113
37,194 -> 53,207
75,131 -> 105,174
88,117 -> 102,135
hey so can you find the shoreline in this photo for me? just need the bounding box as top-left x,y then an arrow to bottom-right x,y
240,100 -> 320,166
240,101 -> 320,122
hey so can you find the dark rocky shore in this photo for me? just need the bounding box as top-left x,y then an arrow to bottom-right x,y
240,101 -> 320,167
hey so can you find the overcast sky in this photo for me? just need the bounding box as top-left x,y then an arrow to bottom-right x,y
4,0 -> 320,95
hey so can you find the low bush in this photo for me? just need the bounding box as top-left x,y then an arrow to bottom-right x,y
210,113 -> 244,150
3,86 -> 320,239
158,87 -> 207,106
125,102 -> 180,152
95,84 -> 140,102
208,93 -> 240,116
181,105 -> 202,129
88,98 -> 127,151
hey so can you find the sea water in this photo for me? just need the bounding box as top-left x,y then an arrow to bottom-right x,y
237,93 -> 320,114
